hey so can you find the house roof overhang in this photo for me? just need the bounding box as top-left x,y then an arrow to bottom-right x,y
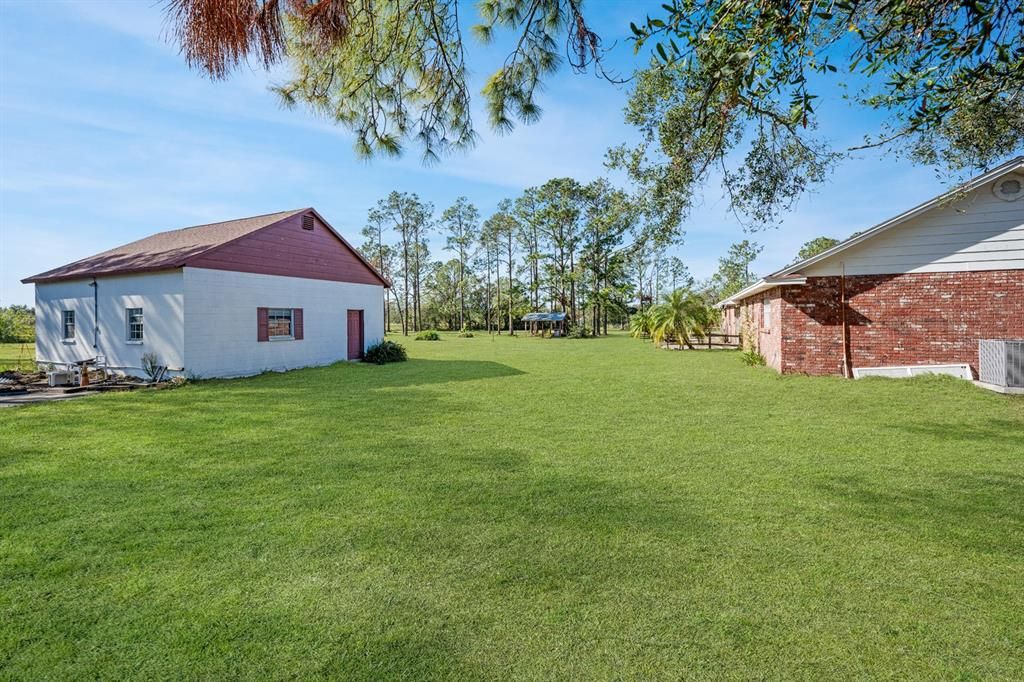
715,276 -> 807,308
715,155 -> 1024,308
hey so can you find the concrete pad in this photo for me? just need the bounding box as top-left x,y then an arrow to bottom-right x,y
0,389 -> 101,408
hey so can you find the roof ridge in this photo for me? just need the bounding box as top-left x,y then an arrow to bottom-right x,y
160,208 -> 307,234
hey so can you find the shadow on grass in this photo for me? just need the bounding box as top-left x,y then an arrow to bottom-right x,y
889,418 -> 1024,447
194,359 -> 526,393
815,471 -> 1024,555
343,445 -> 713,586
312,628 -> 488,681
369,359 -> 526,388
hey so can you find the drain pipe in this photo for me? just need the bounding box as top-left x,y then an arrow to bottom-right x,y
840,262 -> 852,378
89,278 -> 98,350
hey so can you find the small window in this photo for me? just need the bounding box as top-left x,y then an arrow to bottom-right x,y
126,307 -> 144,342
268,308 -> 293,339
62,310 -> 75,340
763,298 -> 772,327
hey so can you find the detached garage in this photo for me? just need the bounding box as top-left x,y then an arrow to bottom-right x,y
23,208 -> 389,378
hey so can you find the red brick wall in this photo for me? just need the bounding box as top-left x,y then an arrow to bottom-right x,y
720,307 -> 739,336
737,288 -> 783,372
778,270 -> 1024,376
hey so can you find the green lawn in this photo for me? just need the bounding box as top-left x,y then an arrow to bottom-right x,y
0,342 -> 34,371
2,333 -> 1022,679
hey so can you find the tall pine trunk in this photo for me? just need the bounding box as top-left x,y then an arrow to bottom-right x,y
507,238 -> 515,335
458,255 -> 465,330
402,242 -> 410,336
485,253 -> 492,334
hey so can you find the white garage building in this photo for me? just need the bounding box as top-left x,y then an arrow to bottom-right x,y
23,208 -> 389,378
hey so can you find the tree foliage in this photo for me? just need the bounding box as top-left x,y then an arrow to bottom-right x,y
371,191 -> 433,334
796,236 -> 840,261
704,240 -> 763,301
164,0 -> 612,161
482,199 -> 521,334
629,306 -> 654,340
0,305 -> 34,343
649,289 -> 718,349
360,175 -> 694,336
616,0 -> 1024,227
441,196 -> 480,329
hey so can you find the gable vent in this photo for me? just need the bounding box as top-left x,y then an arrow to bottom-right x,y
993,173 -> 1024,201
302,215 -> 315,231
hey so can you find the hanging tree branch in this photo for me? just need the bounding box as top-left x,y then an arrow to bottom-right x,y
163,0 -> 617,161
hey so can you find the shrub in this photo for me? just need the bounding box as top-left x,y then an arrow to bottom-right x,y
457,326 -> 474,338
364,340 -> 408,364
141,352 -> 162,381
415,330 -> 441,341
740,349 -> 766,366
567,324 -> 591,339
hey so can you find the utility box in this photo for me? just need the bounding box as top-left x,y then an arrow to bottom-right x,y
978,339 -> 1024,389
47,371 -> 74,387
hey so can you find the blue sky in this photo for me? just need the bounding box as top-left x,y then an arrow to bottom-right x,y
0,0 -> 949,306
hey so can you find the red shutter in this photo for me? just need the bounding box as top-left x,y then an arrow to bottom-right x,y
257,307 -> 269,342
293,308 -> 304,340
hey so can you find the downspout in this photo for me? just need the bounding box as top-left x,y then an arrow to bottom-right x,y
840,263 -> 852,378
89,277 -> 99,350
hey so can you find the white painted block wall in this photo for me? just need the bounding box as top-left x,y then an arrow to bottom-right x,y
34,271 -> 185,372
182,267 -> 385,378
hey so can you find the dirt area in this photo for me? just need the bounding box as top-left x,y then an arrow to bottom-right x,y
0,369 -> 183,408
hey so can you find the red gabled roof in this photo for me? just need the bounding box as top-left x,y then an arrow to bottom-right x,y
22,208 -> 390,287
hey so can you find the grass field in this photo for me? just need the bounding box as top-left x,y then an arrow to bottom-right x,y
0,342 -> 34,371
2,333 -> 1022,679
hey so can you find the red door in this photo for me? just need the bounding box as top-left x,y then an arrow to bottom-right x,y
347,309 -> 364,359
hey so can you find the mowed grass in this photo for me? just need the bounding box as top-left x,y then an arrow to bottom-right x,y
2,333 -> 1022,680
0,342 -> 34,371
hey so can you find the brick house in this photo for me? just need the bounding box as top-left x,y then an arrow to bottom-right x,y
718,157 -> 1024,377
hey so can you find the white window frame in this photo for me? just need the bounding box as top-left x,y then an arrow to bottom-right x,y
267,308 -> 294,340
62,310 -> 76,342
762,298 -> 772,330
126,307 -> 144,343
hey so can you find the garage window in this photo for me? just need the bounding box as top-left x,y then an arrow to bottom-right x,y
258,308 -> 304,341
62,310 -> 75,340
126,308 -> 144,342
268,308 -> 293,339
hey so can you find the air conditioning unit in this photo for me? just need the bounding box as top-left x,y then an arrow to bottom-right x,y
47,370 -> 74,387
978,339 -> 1024,393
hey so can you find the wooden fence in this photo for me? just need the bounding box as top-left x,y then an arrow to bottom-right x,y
701,332 -> 741,349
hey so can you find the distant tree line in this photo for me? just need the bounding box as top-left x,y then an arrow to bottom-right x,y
0,305 -> 34,343
358,177 -> 856,336
360,178 -> 709,336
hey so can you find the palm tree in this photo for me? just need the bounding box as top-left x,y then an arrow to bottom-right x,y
649,289 -> 718,349
629,307 -> 654,340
